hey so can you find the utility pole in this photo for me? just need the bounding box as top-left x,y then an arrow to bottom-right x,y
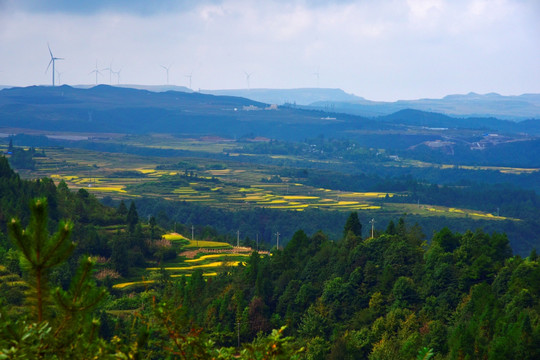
256,233 -> 259,251
275,232 -> 280,250
237,230 -> 240,247
192,225 -> 196,247
237,321 -> 240,349
369,218 -> 376,238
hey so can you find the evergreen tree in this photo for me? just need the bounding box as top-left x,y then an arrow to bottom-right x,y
343,212 -> 362,238
127,201 -> 139,232
8,197 -> 74,322
117,200 -> 128,216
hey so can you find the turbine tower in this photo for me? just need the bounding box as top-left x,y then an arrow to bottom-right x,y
55,70 -> 63,85
103,61 -> 115,84
244,71 -> 252,90
185,72 -> 193,89
46,43 -> 64,87
112,68 -> 122,85
313,67 -> 320,88
89,60 -> 103,85
161,64 -> 172,85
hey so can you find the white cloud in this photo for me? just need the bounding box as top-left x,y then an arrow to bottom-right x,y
0,0 -> 538,101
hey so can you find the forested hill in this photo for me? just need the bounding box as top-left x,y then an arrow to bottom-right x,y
3,85 -> 540,141
308,92 -> 540,121
0,85 -> 367,140
1,155 -> 540,358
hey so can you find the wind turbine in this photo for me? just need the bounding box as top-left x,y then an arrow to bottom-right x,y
185,72 -> 193,89
46,43 -> 64,87
160,64 -> 172,85
244,71 -> 252,90
55,70 -> 63,85
89,60 -> 103,85
112,68 -> 122,85
313,67 -> 320,88
103,61 -> 115,84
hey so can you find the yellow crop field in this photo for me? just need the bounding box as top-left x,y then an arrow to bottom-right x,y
177,195 -> 210,199
242,196 -> 267,201
147,261 -> 245,271
174,187 -> 197,194
171,272 -> 218,278
162,233 -> 189,241
425,206 -> 507,220
87,186 -> 126,193
113,280 -> 156,289
266,204 -> 309,210
238,187 -> 264,192
113,272 -> 221,289
181,198 -> 215,202
184,239 -> 233,249
340,192 -> 393,198
336,201 -> 359,205
184,254 -> 250,263
283,196 -> 319,200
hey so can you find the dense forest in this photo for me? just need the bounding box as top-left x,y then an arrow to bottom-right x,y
1,155 -> 540,359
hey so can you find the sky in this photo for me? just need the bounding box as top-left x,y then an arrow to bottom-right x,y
0,0 -> 538,101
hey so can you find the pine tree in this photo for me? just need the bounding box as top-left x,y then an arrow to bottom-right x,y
52,256 -> 107,350
8,197 -> 75,322
343,212 -> 362,238
117,200 -> 128,215
127,201 -> 139,232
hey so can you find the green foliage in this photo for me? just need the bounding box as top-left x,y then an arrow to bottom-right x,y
8,147 -> 36,170
127,201 -> 139,232
1,154 -> 539,359
344,212 -> 362,238
416,347 -> 434,360
8,198 -> 74,322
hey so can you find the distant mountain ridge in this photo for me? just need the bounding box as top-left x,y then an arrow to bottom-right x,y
1,85 -> 539,140
2,85 -> 540,169
72,84 -> 193,93
309,92 -> 540,121
201,88 -> 362,106
0,85 -> 366,140
2,84 -> 538,120
197,88 -> 540,121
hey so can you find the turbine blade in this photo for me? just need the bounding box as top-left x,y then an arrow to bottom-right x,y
48,43 -> 53,58
46,59 -> 53,73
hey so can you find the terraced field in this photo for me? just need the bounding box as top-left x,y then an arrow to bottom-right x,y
112,234 -> 255,290
19,143 -> 511,221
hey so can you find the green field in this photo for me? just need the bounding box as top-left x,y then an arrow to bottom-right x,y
16,138 -> 513,222
113,233 -> 253,290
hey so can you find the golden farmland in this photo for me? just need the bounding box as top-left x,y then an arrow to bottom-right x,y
21,145 -> 510,221
113,233 -> 253,290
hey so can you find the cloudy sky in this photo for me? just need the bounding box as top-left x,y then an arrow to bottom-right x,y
0,0 -> 538,100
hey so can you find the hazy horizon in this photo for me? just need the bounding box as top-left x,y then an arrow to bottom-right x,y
1,0 -> 539,101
